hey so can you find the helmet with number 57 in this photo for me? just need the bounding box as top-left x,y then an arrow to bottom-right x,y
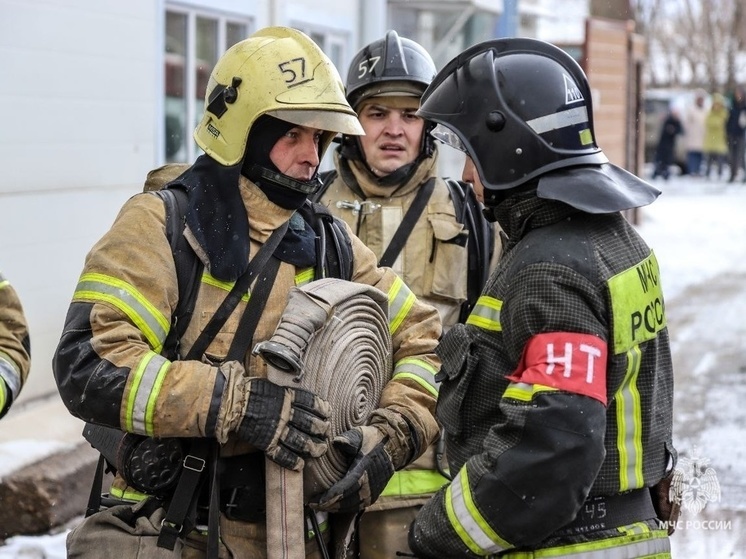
345,30 -> 436,111
194,27 -> 363,167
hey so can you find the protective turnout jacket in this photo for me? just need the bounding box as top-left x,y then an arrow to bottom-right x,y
0,272 -> 30,418
409,190 -> 674,558
53,167 -> 441,505
320,149 -> 474,330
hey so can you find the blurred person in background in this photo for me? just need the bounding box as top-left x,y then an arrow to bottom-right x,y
682,89 -> 707,177
726,85 -> 746,183
652,108 -> 684,181
0,270 -> 30,419
703,92 -> 729,181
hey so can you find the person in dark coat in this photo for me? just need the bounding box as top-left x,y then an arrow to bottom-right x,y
726,85 -> 746,182
652,108 -> 684,180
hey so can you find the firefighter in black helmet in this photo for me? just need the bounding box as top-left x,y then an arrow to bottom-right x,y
408,37 -> 678,558
314,30 -> 499,559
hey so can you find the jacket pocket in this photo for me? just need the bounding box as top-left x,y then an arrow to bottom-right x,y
427,217 -> 468,302
435,324 -> 478,437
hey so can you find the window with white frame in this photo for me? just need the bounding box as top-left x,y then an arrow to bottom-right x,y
164,7 -> 252,163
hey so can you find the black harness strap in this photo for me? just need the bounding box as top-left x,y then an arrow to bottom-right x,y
378,178 -> 436,268
153,187 -> 202,361
158,255 -> 284,554
185,221 -> 289,361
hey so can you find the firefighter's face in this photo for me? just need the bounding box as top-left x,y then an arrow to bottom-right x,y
269,125 -> 322,181
462,156 -> 485,205
357,98 -> 424,177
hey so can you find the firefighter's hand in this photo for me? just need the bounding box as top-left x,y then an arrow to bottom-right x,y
236,378 -> 331,471
310,425 -> 395,513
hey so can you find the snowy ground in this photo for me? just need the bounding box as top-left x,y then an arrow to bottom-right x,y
1,170 -> 745,557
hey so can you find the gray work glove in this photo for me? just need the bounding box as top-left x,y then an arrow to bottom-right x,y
236,378 -> 331,471
310,425 -> 395,513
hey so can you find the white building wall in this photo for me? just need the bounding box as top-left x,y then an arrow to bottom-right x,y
0,0 -> 379,406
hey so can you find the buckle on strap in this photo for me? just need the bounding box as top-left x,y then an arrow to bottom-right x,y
183,454 -> 206,472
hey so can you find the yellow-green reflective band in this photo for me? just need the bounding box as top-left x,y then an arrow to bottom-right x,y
74,273 -> 169,353
608,251 -> 666,354
615,345 -> 644,490
125,352 -> 170,436
295,268 -> 315,286
446,468 -> 510,555
306,511 -> 329,539
0,279 -> 8,289
388,277 -> 416,335
466,296 -> 502,331
504,382 -> 558,402
109,485 -> 148,502
203,271 -> 250,301
504,529 -> 670,558
393,357 -> 439,396
379,468 -> 449,498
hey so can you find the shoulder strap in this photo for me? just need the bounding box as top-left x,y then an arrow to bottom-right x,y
444,179 -> 495,321
185,221 -> 289,361
152,187 -> 203,360
379,178 -> 436,268
309,169 -> 338,203
301,201 -> 354,281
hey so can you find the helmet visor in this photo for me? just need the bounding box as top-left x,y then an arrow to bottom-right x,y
430,123 -> 467,152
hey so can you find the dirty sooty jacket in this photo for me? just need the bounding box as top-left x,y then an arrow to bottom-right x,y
409,192 -> 675,557
53,167 -> 441,503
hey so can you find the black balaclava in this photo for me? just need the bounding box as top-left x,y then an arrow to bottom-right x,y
242,114 -> 310,210
241,114 -> 318,268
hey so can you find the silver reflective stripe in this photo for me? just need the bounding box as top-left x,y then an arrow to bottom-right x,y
0,356 -> 21,398
393,357 -> 439,396
388,277 -> 416,335
526,106 -> 589,135
127,352 -> 169,435
448,470 -> 508,555
74,274 -> 169,353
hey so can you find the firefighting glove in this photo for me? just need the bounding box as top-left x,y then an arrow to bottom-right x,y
310,425 -> 395,513
236,378 -> 331,471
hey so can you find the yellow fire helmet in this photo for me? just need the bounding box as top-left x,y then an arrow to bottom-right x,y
194,26 -> 364,167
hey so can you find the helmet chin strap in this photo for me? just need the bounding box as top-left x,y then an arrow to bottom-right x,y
246,163 -> 322,195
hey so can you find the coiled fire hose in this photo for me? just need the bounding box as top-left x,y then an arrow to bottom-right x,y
254,278 -> 393,559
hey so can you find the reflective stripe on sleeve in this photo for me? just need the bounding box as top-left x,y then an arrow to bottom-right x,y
73,273 -> 169,353
445,468 -> 510,555
124,351 -> 170,436
615,345 -> 645,490
504,528 -> 670,558
387,277 -> 416,335
393,357 -> 439,396
379,468 -> 449,498
503,382 -> 558,402
466,296 -> 503,331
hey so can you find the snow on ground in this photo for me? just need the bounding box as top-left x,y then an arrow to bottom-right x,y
1,171 -> 745,557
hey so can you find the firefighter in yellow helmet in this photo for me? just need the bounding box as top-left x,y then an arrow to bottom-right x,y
54,27 -> 441,559
0,271 -> 30,419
